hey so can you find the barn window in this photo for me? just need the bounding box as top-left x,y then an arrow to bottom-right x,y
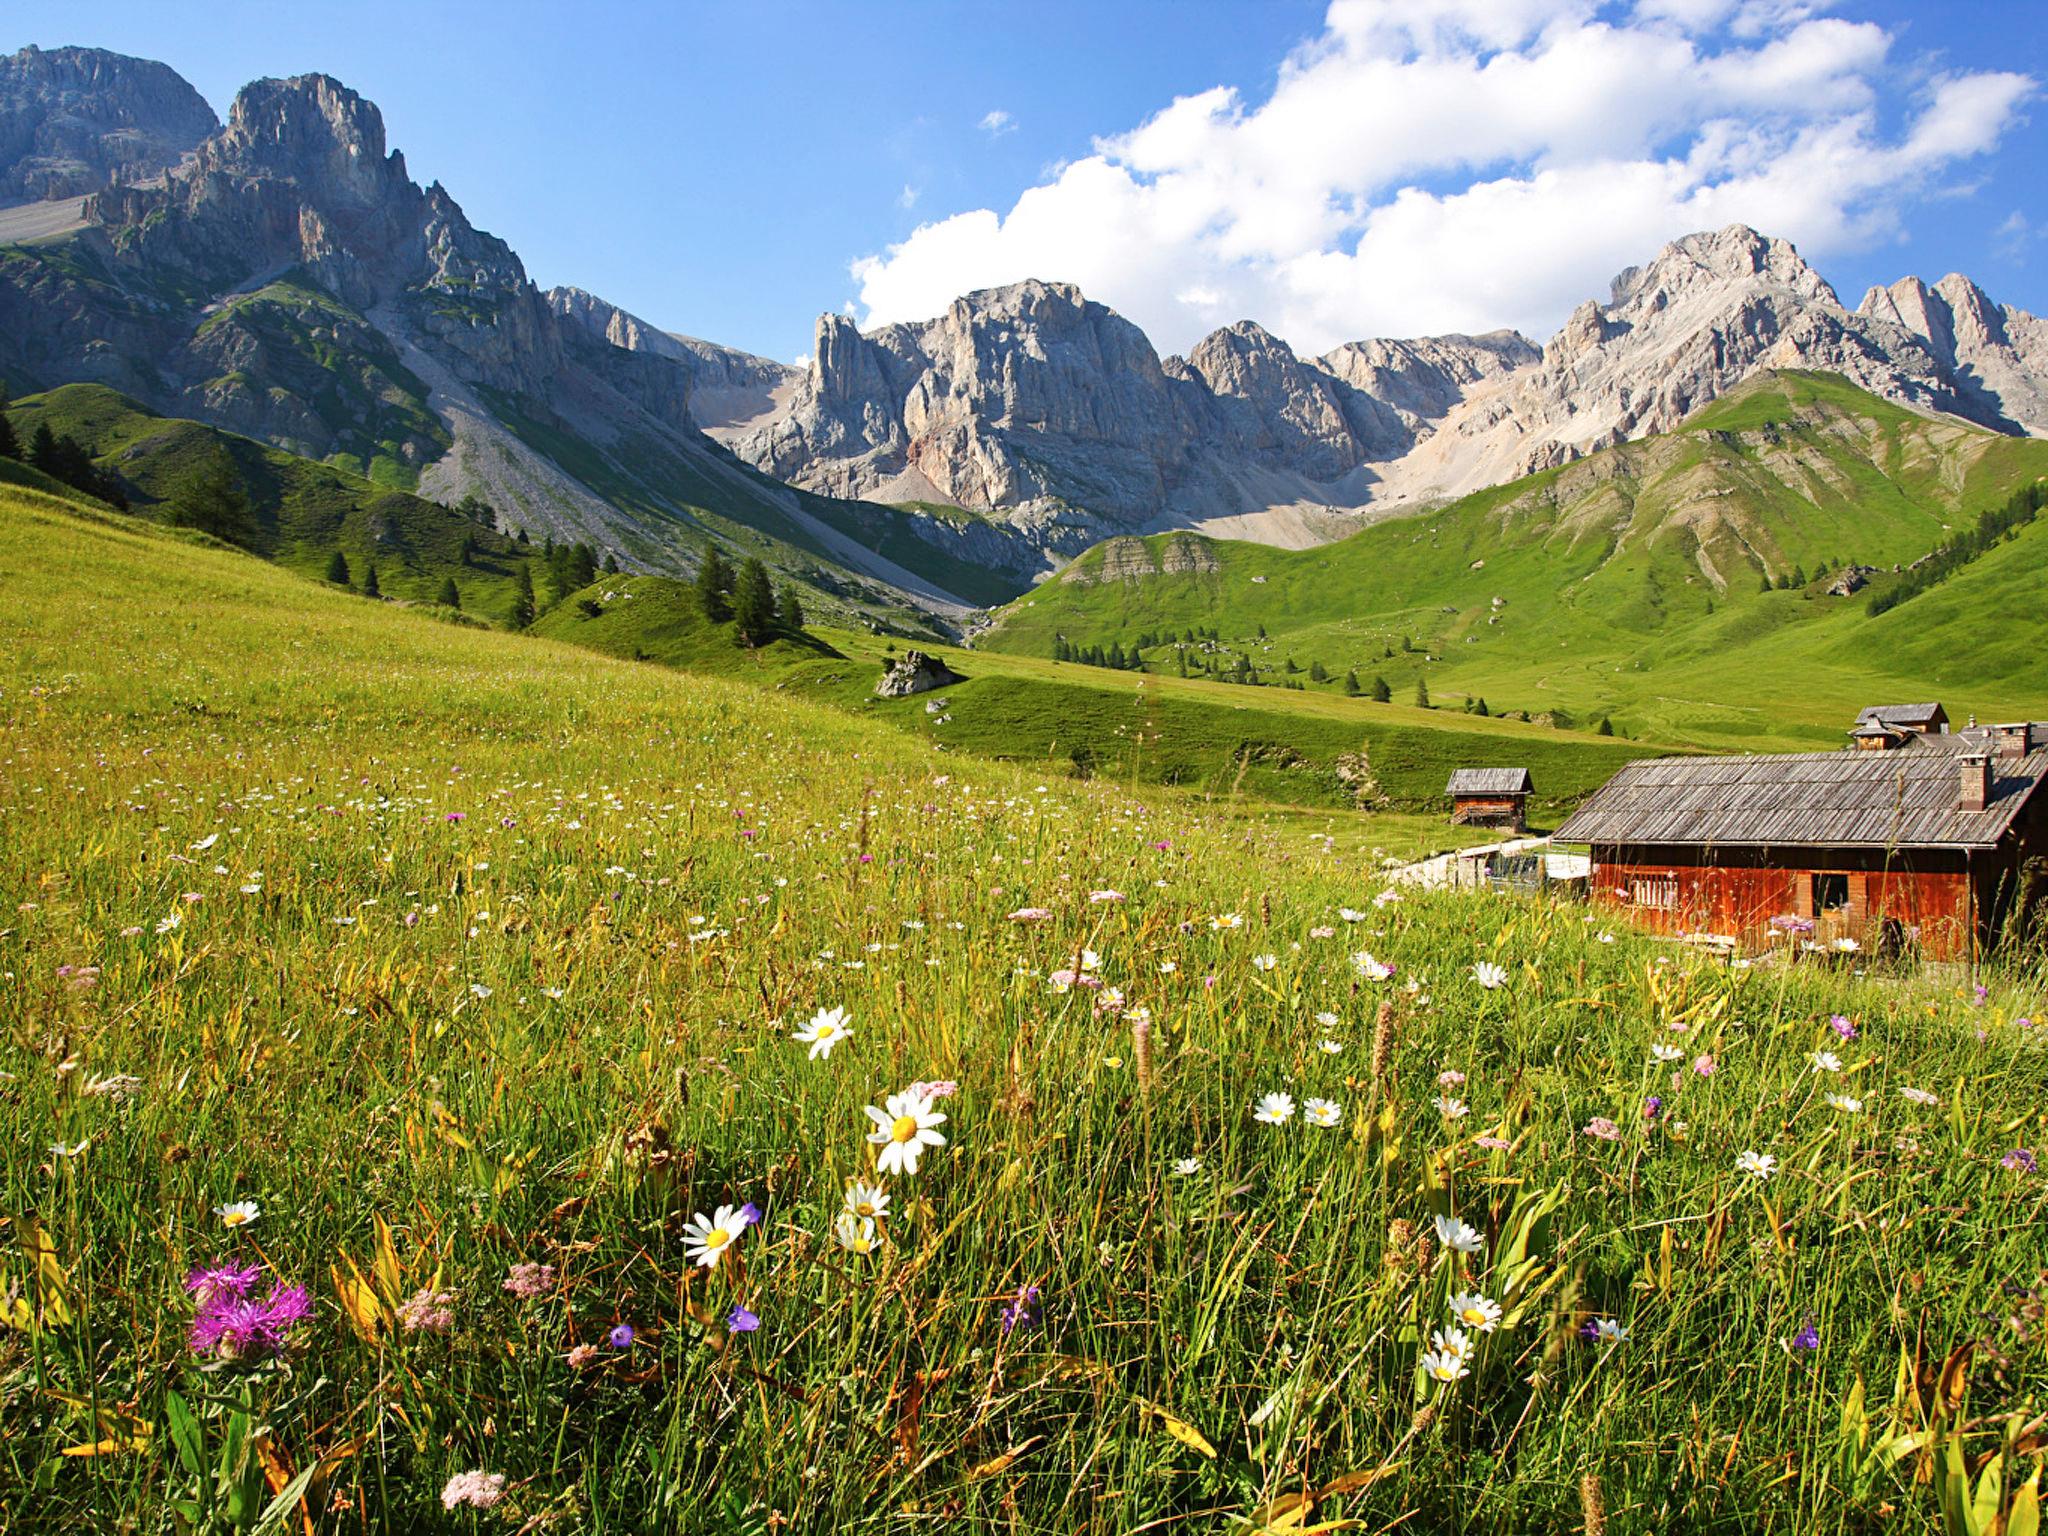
1813,873 -> 1849,913
1629,877 -> 1679,910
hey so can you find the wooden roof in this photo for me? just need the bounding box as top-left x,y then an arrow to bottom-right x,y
1856,702 -> 1947,729
1553,747 -> 2048,850
1446,767 -> 1532,796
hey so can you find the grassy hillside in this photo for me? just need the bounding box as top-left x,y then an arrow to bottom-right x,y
533,572 -> 1644,827
7,383 -> 536,622
985,372 -> 2048,748
4,480 -> 2045,1532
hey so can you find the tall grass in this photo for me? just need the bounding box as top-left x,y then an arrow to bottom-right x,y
3,489 -> 2045,1532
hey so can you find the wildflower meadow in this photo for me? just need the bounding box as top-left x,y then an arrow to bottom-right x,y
3,492 -> 2046,1530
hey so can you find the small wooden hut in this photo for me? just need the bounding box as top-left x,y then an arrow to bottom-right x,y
1445,768 -> 1533,831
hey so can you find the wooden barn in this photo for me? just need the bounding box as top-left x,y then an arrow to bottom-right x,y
1446,768 -> 1533,831
1553,719 -> 2048,960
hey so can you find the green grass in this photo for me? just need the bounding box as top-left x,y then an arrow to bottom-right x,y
525,569 -> 1644,826
3,483 -> 2046,1531
8,384 -> 534,623
984,372 -> 2048,749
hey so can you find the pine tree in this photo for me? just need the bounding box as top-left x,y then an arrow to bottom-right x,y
1371,675 -> 1391,702
166,459 -> 254,546
732,556 -> 777,644
777,582 -> 805,633
362,563 -> 381,599
603,551 -> 620,574
1343,670 -> 1361,697
567,542 -> 598,592
1309,660 -> 1328,682
438,577 -> 461,609
0,385 -> 18,460
1284,656 -> 1300,674
511,562 -> 536,628
1475,697 -> 1489,717
1414,676 -> 1431,708
1598,715 -> 1615,736
695,546 -> 732,622
325,549 -> 351,586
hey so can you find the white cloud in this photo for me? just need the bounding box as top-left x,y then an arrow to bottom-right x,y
977,109 -> 1016,137
851,1 -> 2033,355
898,184 -> 919,210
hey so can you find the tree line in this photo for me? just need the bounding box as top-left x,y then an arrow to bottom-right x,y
1865,479 -> 2047,617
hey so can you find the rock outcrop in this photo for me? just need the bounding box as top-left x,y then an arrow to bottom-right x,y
545,286 -> 798,430
723,225 -> 2048,554
874,649 -> 964,697
0,45 -> 217,200
1857,273 -> 2048,436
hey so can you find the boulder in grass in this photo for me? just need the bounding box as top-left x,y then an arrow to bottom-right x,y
875,650 -> 963,698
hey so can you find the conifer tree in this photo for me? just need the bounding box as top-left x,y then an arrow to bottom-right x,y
362,563 -> 380,599
1371,675 -> 1391,702
438,577 -> 461,609
777,582 -> 805,633
325,549 -> 351,586
1414,676 -> 1431,708
732,556 -> 777,644
511,562 -> 536,628
1598,715 -> 1615,736
695,546 -> 732,622
1343,669 -> 1361,696
1309,660 -> 1328,682
0,385 -> 18,460
167,459 -> 254,546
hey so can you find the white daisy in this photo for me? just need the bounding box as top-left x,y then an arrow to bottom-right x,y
1172,1156 -> 1202,1176
1447,1290 -> 1503,1331
1252,1091 -> 1296,1125
1317,1038 -> 1344,1055
864,1089 -> 948,1176
1433,1214 -> 1484,1254
1651,1043 -> 1683,1062
1352,951 -> 1396,981
1810,1050 -> 1842,1073
833,1212 -> 880,1254
214,1200 -> 260,1229
793,1005 -> 853,1060
1824,1093 -> 1863,1114
682,1204 -> 750,1269
1471,961 -> 1509,990
843,1180 -> 890,1220
1735,1149 -> 1777,1180
1303,1097 -> 1343,1128
1437,1096 -> 1469,1119
1420,1345 -> 1470,1383
1591,1317 -> 1629,1346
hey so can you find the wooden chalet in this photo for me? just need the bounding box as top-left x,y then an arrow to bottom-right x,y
1854,702 -> 1949,738
1446,767 -> 1532,831
1553,714 -> 2048,960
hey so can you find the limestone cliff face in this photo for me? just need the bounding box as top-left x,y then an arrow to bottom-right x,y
1857,273 -> 2048,435
0,45 -> 217,200
726,225 -> 2048,546
729,280 -> 1543,555
544,286 -> 798,430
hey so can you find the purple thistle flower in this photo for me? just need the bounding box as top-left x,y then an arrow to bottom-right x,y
999,1286 -> 1041,1335
607,1323 -> 635,1349
1829,1015 -> 1857,1040
1644,1096 -> 1663,1121
725,1305 -> 760,1333
184,1263 -> 262,1305
2002,1148 -> 2037,1175
189,1283 -> 311,1361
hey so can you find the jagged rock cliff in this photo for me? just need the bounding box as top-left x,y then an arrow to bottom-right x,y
724,225 -> 2048,551
0,44 -> 217,200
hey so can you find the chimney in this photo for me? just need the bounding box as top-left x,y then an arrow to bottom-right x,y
1991,721 -> 2034,759
1959,754 -> 1991,813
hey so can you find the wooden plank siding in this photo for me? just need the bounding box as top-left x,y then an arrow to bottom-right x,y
1588,845 -> 1979,959
1451,795 -> 1527,831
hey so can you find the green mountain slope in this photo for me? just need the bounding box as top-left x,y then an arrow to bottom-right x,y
530,571 -> 1642,824
984,372 -> 2048,748
7,383 -> 536,622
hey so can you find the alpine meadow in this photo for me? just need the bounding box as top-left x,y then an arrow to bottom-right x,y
5,10 -> 2048,1535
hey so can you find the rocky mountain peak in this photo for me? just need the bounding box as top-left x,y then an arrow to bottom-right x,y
204,74 -> 409,209
1610,223 -> 1841,311
0,44 -> 218,200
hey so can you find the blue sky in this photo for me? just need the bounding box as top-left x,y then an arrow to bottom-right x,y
11,0 -> 2045,361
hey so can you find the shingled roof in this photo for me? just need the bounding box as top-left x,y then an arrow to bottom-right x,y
1553,747 -> 2048,850
1856,702 -> 1947,730
1446,768 -> 1533,796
